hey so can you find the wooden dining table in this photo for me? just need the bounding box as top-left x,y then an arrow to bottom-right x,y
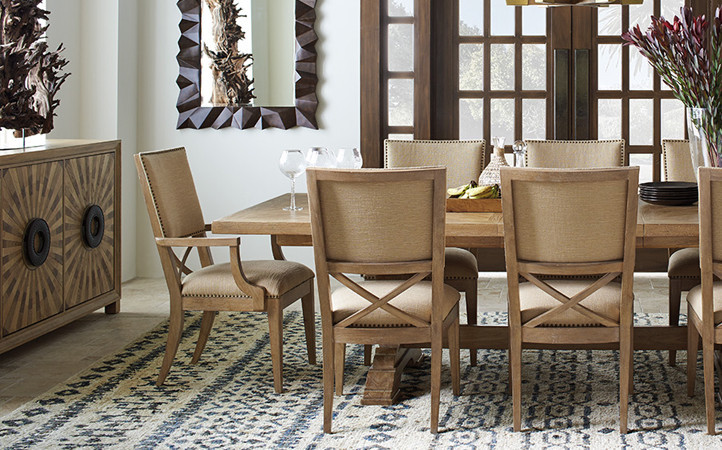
213,193 -> 700,405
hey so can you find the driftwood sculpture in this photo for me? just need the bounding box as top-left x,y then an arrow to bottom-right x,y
0,0 -> 69,137
204,0 -> 255,106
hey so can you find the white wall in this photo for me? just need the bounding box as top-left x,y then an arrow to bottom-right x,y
135,1 -> 360,277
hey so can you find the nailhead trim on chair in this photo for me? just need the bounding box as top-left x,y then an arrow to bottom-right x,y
524,139 -> 626,167
383,139 -> 487,170
661,139 -> 690,182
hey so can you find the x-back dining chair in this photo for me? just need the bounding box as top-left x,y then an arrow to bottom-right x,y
385,139 -> 483,365
501,166 -> 639,433
686,167 -> 722,435
307,166 -> 461,434
135,148 -> 316,392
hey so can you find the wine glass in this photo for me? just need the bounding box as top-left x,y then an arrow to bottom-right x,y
512,140 -> 527,167
279,149 -> 306,211
335,147 -> 363,169
305,147 -> 336,168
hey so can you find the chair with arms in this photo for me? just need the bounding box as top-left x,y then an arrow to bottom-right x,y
385,139 -> 483,365
307,166 -> 461,434
686,167 -> 722,435
501,166 -> 639,433
135,148 -> 316,392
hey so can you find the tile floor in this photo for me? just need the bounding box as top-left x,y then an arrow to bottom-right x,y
0,273 -> 681,418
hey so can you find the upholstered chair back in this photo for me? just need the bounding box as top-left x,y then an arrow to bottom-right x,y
135,148 -> 206,239
662,140 -> 695,182
384,139 -> 485,188
524,140 -> 625,168
308,168 -> 445,264
502,167 -> 638,265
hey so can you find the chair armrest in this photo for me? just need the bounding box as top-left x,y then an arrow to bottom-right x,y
155,236 -> 240,248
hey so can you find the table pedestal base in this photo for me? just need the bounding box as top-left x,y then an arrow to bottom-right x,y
361,346 -> 424,406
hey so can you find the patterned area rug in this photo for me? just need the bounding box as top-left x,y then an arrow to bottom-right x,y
0,311 -> 720,449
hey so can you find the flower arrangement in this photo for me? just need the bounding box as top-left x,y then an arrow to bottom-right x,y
622,6 -> 722,168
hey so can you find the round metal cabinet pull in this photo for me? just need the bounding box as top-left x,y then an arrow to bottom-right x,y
24,218 -> 51,267
82,205 -> 105,249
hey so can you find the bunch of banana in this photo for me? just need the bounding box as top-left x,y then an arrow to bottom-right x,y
447,181 -> 500,199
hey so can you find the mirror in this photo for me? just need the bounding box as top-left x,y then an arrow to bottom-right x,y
177,0 -> 318,130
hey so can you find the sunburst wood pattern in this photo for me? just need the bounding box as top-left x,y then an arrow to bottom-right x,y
2,162 -> 64,335
64,154 -> 115,309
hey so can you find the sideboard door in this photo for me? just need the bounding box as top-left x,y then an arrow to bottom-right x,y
63,154 -> 116,309
1,162 -> 65,335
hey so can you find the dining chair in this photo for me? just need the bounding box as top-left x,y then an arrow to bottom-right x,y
686,167 -> 722,435
524,139 -> 625,168
662,140 -> 702,366
501,166 -> 639,433
135,148 -> 316,392
385,139 -> 483,365
307,166 -> 461,434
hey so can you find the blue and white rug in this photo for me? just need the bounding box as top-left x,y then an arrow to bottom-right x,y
0,312 -> 720,449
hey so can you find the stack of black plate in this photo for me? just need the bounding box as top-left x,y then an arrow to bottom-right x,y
639,182 -> 698,206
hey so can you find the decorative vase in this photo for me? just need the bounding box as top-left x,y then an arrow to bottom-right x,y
478,137 -> 510,187
687,107 -> 722,182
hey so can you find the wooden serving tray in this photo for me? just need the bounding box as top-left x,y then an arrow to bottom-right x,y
446,198 -> 502,213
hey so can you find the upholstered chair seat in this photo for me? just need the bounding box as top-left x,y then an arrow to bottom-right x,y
443,247 -> 479,278
687,282 -> 722,325
519,281 -> 622,326
182,261 -> 314,299
668,248 -> 701,278
332,281 -> 460,327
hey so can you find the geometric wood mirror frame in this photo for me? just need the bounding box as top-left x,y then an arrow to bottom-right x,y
176,0 -> 318,130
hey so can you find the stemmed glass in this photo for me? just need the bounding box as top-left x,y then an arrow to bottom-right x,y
335,147 -> 363,169
305,147 -> 336,168
279,149 -> 306,211
512,140 -> 527,167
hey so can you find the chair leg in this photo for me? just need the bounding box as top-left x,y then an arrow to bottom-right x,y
157,307 -> 184,386
668,278 -> 682,366
191,311 -> 216,364
364,345 -> 373,366
465,280 -> 478,367
510,329 -> 522,432
449,315 -> 461,396
687,318 -> 699,397
268,302 -> 284,394
430,329 -> 442,434
703,339 -> 716,435
334,343 -> 345,396
301,287 -> 317,365
619,326 -> 633,434
323,335 -> 335,434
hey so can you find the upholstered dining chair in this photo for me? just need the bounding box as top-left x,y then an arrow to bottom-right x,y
307,166 -> 461,434
135,148 -> 316,392
686,167 -> 722,435
501,166 -> 639,433
524,139 -> 625,168
385,139 -> 483,365
662,140 -> 702,366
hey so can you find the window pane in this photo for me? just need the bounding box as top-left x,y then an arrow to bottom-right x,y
459,44 -> 484,91
388,24 -> 413,72
661,0 -> 685,20
387,134 -> 414,140
460,0 -> 483,36
598,6 -> 621,36
490,98 -> 514,144
490,0 -> 514,36
661,99 -> 686,140
491,44 -> 514,90
629,48 -> 653,90
629,153 -> 653,183
522,99 -> 545,139
388,0 -> 413,16
630,99 -> 653,145
459,99 -> 484,139
388,79 -> 414,127
598,44 -> 621,91
522,44 -> 545,91
629,0 -> 653,29
522,7 -> 545,36
598,99 -> 621,140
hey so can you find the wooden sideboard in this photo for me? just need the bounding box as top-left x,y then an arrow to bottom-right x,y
0,139 -> 121,353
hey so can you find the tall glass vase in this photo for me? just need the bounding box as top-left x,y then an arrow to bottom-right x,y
687,107 -> 722,182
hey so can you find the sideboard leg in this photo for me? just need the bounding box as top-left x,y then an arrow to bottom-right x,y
105,301 -> 120,314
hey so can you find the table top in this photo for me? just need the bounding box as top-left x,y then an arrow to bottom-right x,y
212,194 -> 700,248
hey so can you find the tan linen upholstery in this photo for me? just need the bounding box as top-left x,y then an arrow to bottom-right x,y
668,248 -> 701,278
443,247 -> 479,278
332,281 -> 460,327
137,148 -> 206,238
525,140 -> 625,168
182,261 -> 314,298
662,140 -> 695,182
519,280 -> 622,326
687,282 -> 722,325
384,139 -> 486,188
